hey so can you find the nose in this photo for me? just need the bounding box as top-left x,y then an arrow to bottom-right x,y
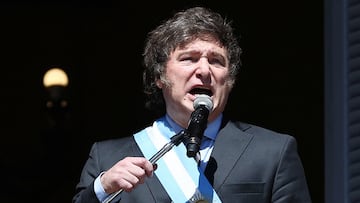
195,57 -> 211,82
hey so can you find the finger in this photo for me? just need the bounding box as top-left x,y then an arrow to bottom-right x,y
128,157 -> 155,177
153,163 -> 158,171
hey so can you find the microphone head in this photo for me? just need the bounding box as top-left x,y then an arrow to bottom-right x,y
194,94 -> 213,111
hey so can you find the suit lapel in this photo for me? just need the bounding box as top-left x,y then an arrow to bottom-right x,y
205,121 -> 254,190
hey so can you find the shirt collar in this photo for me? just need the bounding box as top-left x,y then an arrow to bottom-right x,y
165,113 -> 222,141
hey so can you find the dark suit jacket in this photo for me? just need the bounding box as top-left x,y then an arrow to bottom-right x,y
72,120 -> 312,203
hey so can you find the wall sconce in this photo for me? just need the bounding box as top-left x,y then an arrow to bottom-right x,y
43,67 -> 69,109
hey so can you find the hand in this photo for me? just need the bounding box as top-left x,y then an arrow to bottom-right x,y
100,157 -> 156,193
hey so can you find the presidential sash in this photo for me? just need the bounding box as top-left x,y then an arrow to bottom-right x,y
134,117 -> 222,203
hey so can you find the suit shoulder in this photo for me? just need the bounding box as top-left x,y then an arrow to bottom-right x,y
228,120 -> 295,142
92,136 -> 136,152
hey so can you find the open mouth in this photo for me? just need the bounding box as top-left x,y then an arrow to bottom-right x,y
189,88 -> 213,97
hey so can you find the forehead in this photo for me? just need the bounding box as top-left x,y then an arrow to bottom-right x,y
175,38 -> 226,54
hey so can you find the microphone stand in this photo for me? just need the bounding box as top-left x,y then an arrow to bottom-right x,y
103,130 -> 190,203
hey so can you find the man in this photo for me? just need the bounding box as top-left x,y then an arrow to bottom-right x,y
73,6 -> 311,203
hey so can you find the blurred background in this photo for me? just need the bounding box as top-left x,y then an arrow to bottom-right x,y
0,0 -> 323,202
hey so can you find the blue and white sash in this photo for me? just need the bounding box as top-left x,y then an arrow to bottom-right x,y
134,119 -> 222,203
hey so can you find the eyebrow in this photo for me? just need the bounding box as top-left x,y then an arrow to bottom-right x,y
177,49 -> 226,58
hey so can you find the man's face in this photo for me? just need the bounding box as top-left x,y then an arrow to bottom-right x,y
156,38 -> 234,127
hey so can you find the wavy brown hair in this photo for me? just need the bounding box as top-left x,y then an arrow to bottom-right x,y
142,6 -> 242,116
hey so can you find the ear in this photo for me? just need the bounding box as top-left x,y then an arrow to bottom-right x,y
156,79 -> 163,89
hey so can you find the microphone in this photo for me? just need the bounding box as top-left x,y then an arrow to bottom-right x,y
185,94 -> 213,159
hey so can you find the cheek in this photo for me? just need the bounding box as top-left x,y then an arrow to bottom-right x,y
214,72 -> 233,86
166,69 -> 189,83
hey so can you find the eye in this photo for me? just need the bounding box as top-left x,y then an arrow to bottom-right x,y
179,55 -> 200,65
181,56 -> 194,62
209,57 -> 226,67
